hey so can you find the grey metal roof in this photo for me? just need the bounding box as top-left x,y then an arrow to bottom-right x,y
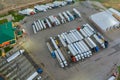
90,11 -> 119,31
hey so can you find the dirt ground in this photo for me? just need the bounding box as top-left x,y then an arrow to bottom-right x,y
92,0 -> 120,10
0,0 -> 53,14
0,0 -> 52,8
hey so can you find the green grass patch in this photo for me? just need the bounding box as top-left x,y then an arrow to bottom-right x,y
8,10 -> 25,22
4,46 -> 13,53
0,19 -> 8,24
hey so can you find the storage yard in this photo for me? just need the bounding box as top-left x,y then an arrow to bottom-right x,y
47,23 -> 108,68
19,1 -> 120,80
0,49 -> 45,80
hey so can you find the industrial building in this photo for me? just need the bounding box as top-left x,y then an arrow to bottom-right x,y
89,8 -> 120,32
0,22 -> 16,47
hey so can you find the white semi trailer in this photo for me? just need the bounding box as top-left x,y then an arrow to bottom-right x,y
58,35 -> 67,47
73,8 -> 81,18
63,12 -> 70,21
50,37 -> 58,49
58,13 -> 66,23
66,10 -> 74,20
41,20 -> 46,29
57,49 -> 68,66
32,24 -> 37,34
71,44 -> 81,60
33,21 -> 39,31
75,42 -> 85,59
68,44 -> 79,61
54,50 -> 64,68
93,34 -> 105,48
80,29 -> 88,38
45,18 -> 52,28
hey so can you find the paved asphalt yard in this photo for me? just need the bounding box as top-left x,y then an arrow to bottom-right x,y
21,2 -> 120,80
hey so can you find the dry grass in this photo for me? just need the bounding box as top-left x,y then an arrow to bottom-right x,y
94,0 -> 120,11
0,0 -> 53,9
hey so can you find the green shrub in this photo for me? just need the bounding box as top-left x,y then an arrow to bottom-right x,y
0,19 -> 8,24
0,50 -> 2,56
4,46 -> 13,53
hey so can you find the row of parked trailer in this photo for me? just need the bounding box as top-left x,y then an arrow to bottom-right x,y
19,0 -> 74,15
32,8 -> 81,34
47,23 -> 109,68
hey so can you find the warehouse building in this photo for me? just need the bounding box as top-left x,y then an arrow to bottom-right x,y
89,8 -> 120,32
0,22 -> 16,47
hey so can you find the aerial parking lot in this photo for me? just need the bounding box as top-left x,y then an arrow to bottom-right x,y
21,1 -> 120,80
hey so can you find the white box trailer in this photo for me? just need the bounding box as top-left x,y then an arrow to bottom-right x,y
83,25 -> 93,36
53,16 -> 59,26
85,38 -> 93,49
41,20 -> 46,29
108,76 -> 116,80
39,20 -> 44,30
66,10 -> 75,20
69,33 -> 76,43
60,33 -> 66,41
81,41 -> 91,57
54,50 -> 64,68
58,13 -> 66,23
87,37 -> 97,48
49,16 -> 54,23
80,29 -> 88,38
68,44 -> 79,61
70,44 -> 80,60
38,19 -> 42,30
70,30 -> 79,42
74,29 -> 83,40
32,24 -> 37,34
73,43 -> 82,60
56,49 -> 68,66
7,50 -> 25,62
36,21 -> 42,30
54,16 -> 61,25
62,33 -> 71,44
58,35 -> 67,47
33,21 -> 39,31
81,41 -> 92,56
75,42 -> 85,59
45,18 -> 52,28
85,37 -> 99,52
68,33 -> 75,43
46,42 -> 53,53
85,24 -> 95,33
73,8 -> 81,18
50,37 -> 58,49
93,34 -> 105,48
78,41 -> 88,58
63,12 -> 70,21
83,27 -> 91,37
27,72 -> 38,80
65,33 -> 72,43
